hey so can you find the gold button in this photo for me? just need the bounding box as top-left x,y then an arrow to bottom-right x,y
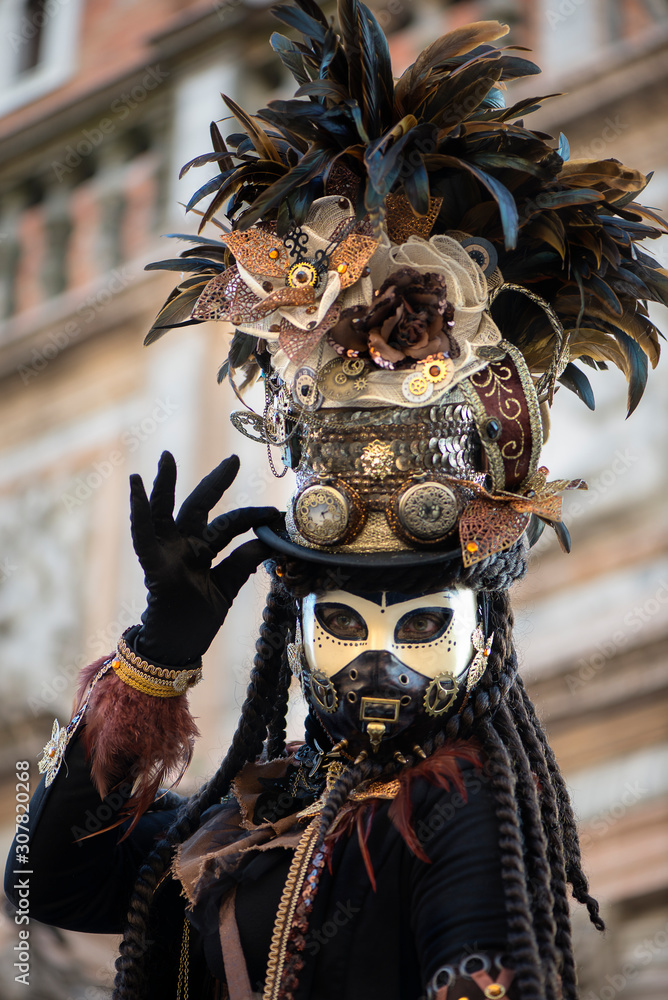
484,985 -> 506,999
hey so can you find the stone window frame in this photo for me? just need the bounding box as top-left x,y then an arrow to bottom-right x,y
0,0 -> 85,117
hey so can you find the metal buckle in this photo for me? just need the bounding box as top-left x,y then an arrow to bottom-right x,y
359,697 -> 400,723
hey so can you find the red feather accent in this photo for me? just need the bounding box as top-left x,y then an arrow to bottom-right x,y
323,741 -> 483,876
76,658 -> 199,835
324,800 -> 379,889
356,802 -> 378,891
388,740 -> 482,863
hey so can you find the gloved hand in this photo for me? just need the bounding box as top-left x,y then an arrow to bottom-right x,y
129,450 -> 278,665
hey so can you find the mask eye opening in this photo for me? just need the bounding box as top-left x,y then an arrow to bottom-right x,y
394,607 -> 454,644
314,602 -> 368,641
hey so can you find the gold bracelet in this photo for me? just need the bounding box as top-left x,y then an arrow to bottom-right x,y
117,634 -> 201,681
112,633 -> 203,698
112,658 -> 202,698
112,660 -> 183,698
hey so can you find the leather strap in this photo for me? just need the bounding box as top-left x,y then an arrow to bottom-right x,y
219,888 -> 255,1000
471,966 -> 516,996
461,340 -> 542,492
431,967 -> 516,999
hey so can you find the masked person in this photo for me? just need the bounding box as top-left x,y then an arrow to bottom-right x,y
6,4 -> 666,1000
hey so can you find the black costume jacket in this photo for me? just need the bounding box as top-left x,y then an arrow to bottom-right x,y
5,729 -> 510,999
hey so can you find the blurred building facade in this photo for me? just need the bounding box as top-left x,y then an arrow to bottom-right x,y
0,0 -> 666,996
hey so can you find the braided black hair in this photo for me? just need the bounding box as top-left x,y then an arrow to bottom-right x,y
113,559 -> 601,1000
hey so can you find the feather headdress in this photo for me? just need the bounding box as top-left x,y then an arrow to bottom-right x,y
141,0 -> 666,569
146,0 -> 666,416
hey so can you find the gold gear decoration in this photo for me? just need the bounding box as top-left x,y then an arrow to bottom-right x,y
342,357 -> 365,376
408,375 -> 428,396
287,261 -> 320,289
422,357 -> 453,383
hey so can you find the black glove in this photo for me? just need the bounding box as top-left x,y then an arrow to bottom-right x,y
129,451 -> 278,665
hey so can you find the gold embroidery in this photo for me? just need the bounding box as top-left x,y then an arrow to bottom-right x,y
263,819 -> 320,1000
350,777 -> 401,801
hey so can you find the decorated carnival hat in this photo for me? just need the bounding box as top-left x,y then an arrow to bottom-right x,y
144,2 -> 666,573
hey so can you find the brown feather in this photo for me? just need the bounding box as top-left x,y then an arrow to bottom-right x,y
356,802 -> 378,890
395,22 -> 510,108
222,94 -> 283,164
76,659 -> 199,836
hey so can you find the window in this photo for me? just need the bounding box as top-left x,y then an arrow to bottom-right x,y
0,0 -> 84,116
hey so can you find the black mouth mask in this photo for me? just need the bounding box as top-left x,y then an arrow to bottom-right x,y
303,649 -> 460,759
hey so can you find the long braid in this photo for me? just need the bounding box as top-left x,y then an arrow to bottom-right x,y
113,571 -> 287,1000
508,683 -> 578,1000
463,594 -> 557,999
495,702 -> 560,1000
318,758 -> 386,840
518,682 -> 605,932
477,716 -> 545,1000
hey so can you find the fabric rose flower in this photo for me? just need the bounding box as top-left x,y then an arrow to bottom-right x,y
329,268 -> 457,369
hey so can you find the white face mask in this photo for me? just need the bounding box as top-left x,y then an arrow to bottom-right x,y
302,587 -> 478,680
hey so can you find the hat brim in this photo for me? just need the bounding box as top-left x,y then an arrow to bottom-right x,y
255,521 -> 463,570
